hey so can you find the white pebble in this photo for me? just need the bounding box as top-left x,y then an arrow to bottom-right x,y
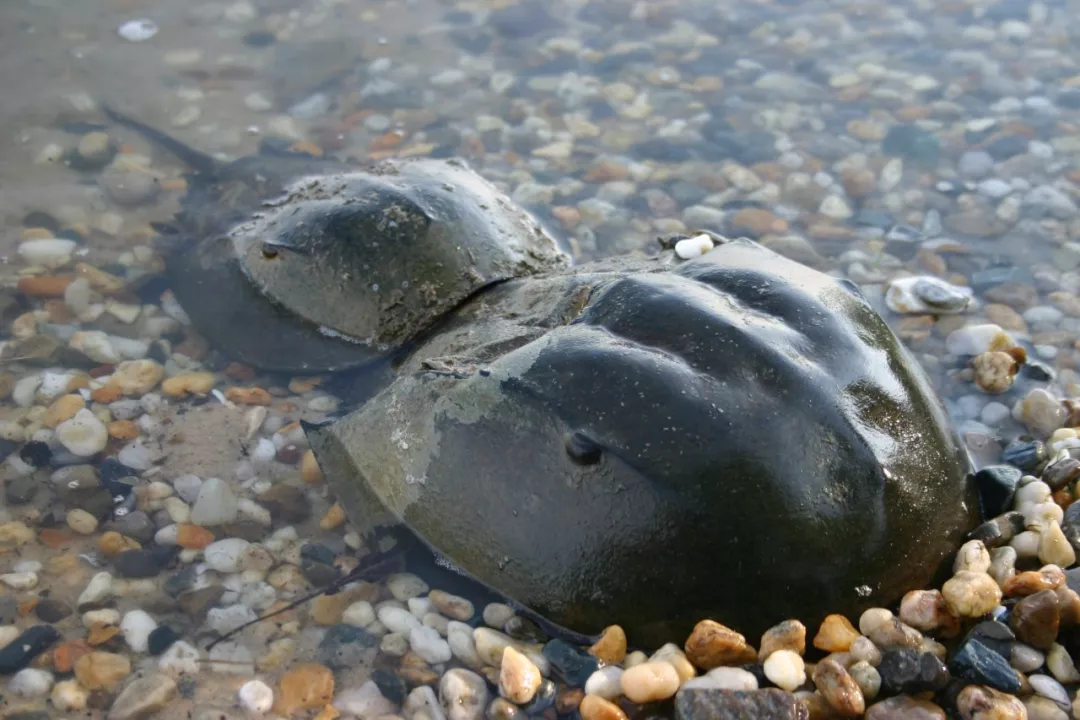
83,608 -> 121,628
410,625 -> 453,664
378,605 -> 421,634
159,640 -> 201,675
17,238 -> 76,268
120,609 -> 158,652
674,234 -> 715,259
387,572 -> 429,601
334,680 -> 397,717
343,601 -> 376,627
763,649 -> 806,691
208,641 -> 255,675
207,604 -> 259,637
408,596 -> 433,619
117,18 -> 158,41
204,538 -> 251,573
585,666 -> 624,699
56,409 -> 108,456
483,603 -> 514,629
0,626 -> 18,649
0,572 -> 38,590
8,668 -> 54,697
238,679 -> 274,713
447,620 -> 483,668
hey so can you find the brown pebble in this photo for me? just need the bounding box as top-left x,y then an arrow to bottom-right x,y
311,594 -> 348,626
684,619 -> 755,669
812,658 -> 865,716
53,639 -> 92,673
814,615 -> 861,653
301,450 -> 324,484
39,528 -> 73,549
90,385 -> 124,403
18,275 -> 74,298
74,651 -> 131,690
276,444 -> 302,465
956,684 -> 1025,719
1010,589 -> 1060,649
589,625 -> 627,665
224,386 -> 272,405
759,619 -> 807,661
1004,566 -> 1066,597
274,663 -> 335,715
311,705 -> 340,720
98,531 -> 140,555
176,524 -> 214,550
578,695 -> 629,720
43,394 -> 85,428
1055,587 -> 1080,628
318,504 -> 346,531
107,420 -> 139,441
972,352 -> 1018,394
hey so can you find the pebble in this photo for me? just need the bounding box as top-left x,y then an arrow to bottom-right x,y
684,619 -> 752,669
0,626 -> 59,674
1011,590 -> 1061,650
411,625 -> 453,664
204,537 -> 250,572
109,673 -> 178,720
762,649 -> 806,691
864,697 -> 946,719
8,668 -> 54,697
956,684 -> 1026,719
274,663 -> 334,715
18,238 -> 76,268
440,668 -> 489,720
674,234 -> 714,259
117,18 -> 158,41
334,680 -> 397,717
191,477 -> 239,526
429,590 -> 475,621
110,360 -> 165,395
238,679 -> 274,713
617,660 -> 679,703
589,625 -> 627,665
55,408 -> 108,456
759,619 -> 806,661
500,645 -> 543,704
343,600 -> 376,627
388,573 -> 429,601
814,614 -> 861,652
579,694 -> 628,720
51,678 -> 88,711
584,666 -> 624,699
942,570 -> 1003,617
674,687 -> 804,719
380,605 -> 422,634
878,649 -> 950,696
813,658 -> 865,716
1040,522 -> 1076,567
950,638 -> 1021,693
120,609 -> 157,652
74,651 -> 130,690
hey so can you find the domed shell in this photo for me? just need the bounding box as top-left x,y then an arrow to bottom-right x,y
308,238 -> 978,647
166,157 -> 568,372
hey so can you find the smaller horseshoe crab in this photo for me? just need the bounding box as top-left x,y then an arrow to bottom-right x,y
105,108 -> 568,373
106,111 -> 977,648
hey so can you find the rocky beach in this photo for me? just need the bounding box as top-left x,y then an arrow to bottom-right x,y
4,0 -> 1080,718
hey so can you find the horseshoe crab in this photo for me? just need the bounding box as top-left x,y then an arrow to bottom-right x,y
107,111 -> 977,647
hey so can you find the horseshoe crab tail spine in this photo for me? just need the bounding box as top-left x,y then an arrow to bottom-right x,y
203,543 -> 405,650
101,104 -> 220,176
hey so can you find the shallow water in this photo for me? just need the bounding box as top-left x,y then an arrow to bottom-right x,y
2,0 -> 1080,715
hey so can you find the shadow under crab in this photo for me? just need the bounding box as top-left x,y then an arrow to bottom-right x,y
108,110 -> 978,647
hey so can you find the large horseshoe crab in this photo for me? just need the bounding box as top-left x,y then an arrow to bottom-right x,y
107,110 -> 978,647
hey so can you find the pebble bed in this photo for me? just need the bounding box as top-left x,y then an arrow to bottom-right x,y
7,0 -> 1080,718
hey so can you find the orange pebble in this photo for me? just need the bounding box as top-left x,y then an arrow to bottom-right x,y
177,524 -> 214,550
107,420 -> 139,441
17,275 -> 74,298
224,386 -> 273,405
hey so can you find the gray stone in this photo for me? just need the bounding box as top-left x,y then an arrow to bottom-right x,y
108,674 -> 177,719
675,688 -> 803,720
958,150 -> 995,179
